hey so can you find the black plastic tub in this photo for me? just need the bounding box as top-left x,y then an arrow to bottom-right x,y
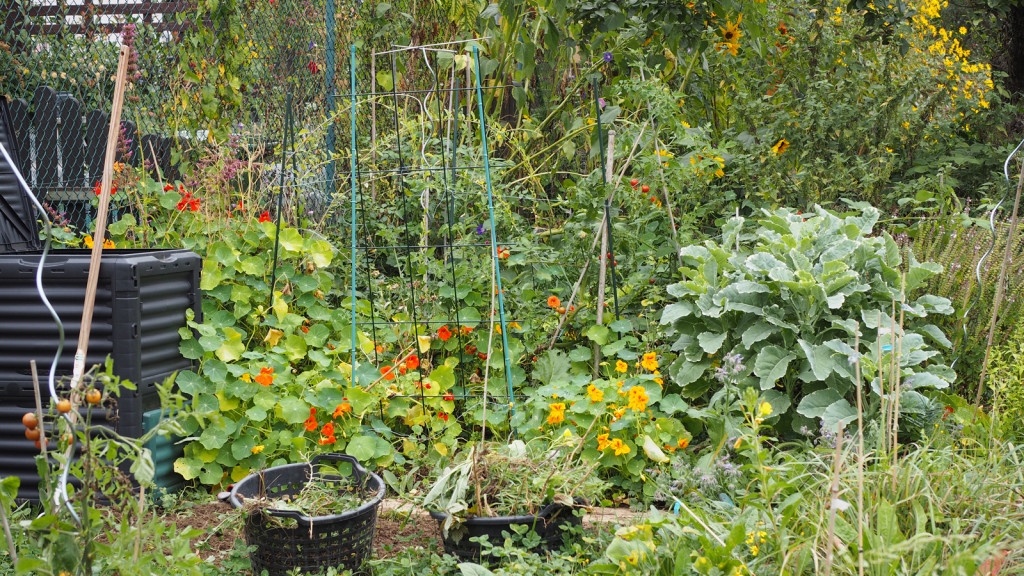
229,454 -> 385,576
429,500 -> 585,562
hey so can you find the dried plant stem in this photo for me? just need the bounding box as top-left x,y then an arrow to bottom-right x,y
474,257 -> 499,516
30,361 -> 48,484
824,426 -> 845,576
132,484 -> 145,563
878,312 -> 887,454
854,326 -> 865,576
891,278 -> 906,489
976,159 -> 1024,408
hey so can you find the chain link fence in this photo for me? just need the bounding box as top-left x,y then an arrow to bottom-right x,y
0,0 -> 446,233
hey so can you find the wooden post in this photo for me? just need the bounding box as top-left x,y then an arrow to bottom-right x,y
68,45 -> 130,395
593,130 -> 615,376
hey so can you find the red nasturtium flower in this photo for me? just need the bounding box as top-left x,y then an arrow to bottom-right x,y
303,407 -> 318,431
547,295 -> 561,308
254,367 -> 274,386
406,355 -> 420,370
320,422 -> 335,437
380,365 -> 395,381
437,325 -> 453,341
258,211 -> 271,223
163,184 -> 175,192
439,412 -> 449,422
93,181 -> 118,196
443,393 -> 455,401
176,191 -> 200,212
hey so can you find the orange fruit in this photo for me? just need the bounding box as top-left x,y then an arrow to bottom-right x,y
25,428 -> 40,441
557,306 -> 566,314
57,399 -> 72,414
22,412 -> 38,429
85,389 -> 102,405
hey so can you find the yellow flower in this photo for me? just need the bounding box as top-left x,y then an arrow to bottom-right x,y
103,238 -> 115,249
83,234 -> 94,248
771,138 -> 790,154
587,384 -> 604,403
758,401 -> 773,417
597,433 -> 611,451
627,386 -> 649,412
609,438 -> 631,456
547,402 -> 566,425
240,373 -> 252,383
720,14 -> 742,43
615,360 -> 628,373
641,352 -> 658,372
251,445 -> 265,454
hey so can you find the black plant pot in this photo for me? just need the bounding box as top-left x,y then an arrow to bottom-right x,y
429,500 -> 585,562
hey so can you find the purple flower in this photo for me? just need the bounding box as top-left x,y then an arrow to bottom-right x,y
309,40 -> 316,50
603,51 -> 613,63
598,98 -> 606,109
476,223 -> 486,235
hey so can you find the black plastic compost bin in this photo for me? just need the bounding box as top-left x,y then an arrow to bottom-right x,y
0,99 -> 202,499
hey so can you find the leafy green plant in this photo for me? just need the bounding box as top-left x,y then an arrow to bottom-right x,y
988,323 -> 1024,440
660,205 -> 955,435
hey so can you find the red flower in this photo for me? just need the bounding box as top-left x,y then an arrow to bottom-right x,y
175,191 -> 200,212
321,422 -> 335,436
318,435 -> 336,445
406,355 -> 420,370
380,365 -> 395,381
307,61 -> 319,74
439,412 -> 449,422
438,326 -> 452,341
163,184 -> 175,192
443,393 -> 454,401
478,352 -> 488,360
258,211 -> 271,223
304,407 -> 318,431
93,181 -> 117,196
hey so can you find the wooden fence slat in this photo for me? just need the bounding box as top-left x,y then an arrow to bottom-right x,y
32,86 -> 59,189
84,109 -> 108,187
57,93 -> 85,188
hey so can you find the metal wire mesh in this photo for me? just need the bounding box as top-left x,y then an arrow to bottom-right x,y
0,0 -> 440,234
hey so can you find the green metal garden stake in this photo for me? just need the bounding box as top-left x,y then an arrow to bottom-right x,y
349,45 -> 358,377
324,0 -> 336,190
472,46 -> 516,420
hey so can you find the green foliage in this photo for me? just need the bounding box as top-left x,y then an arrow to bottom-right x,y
988,324 -> 1024,439
660,205 -> 955,434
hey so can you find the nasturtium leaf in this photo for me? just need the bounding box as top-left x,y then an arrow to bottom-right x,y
215,328 -> 245,362
278,397 -> 310,424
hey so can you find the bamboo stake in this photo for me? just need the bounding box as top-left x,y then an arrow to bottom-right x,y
878,311 -> 887,454
593,130 -> 615,377
68,45 -> 131,398
823,426 -> 844,576
30,361 -> 48,472
853,326 -> 865,576
976,159 -> 1024,407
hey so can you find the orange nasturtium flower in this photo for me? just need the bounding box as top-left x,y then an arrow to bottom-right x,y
254,367 -> 274,387
333,402 -> 352,417
547,402 -> 566,425
641,352 -> 659,372
609,438 -> 631,456
547,295 -> 561,308
406,355 -> 420,370
438,325 -> 453,341
587,384 -> 604,403
380,365 -> 395,381
320,422 -> 335,437
303,407 -> 318,431
627,386 -> 650,412
615,360 -> 628,373
597,433 -> 611,451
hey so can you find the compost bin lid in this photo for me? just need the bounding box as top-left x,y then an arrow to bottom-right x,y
0,99 -> 41,253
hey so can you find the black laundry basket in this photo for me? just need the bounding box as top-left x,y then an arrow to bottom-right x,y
228,453 -> 385,576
